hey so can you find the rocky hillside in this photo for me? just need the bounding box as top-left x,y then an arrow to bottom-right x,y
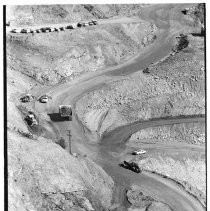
76,34 -> 205,136
8,131 -> 114,211
129,122 -> 205,145
7,5 -> 157,85
7,4 -> 143,26
7,4 -> 155,210
7,52 -> 115,210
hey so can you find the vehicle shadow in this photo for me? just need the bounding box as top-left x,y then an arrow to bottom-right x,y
48,113 -> 70,122
191,32 -> 204,37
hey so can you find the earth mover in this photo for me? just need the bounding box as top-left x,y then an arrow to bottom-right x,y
119,161 -> 141,173
20,94 -> 35,103
59,105 -> 72,121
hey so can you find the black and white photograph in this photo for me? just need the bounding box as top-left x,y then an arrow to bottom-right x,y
4,2 -> 206,211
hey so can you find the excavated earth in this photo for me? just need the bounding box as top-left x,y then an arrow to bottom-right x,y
7,4 -> 205,211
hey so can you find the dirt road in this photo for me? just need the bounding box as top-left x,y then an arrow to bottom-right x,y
34,4 -> 205,211
6,17 -> 141,33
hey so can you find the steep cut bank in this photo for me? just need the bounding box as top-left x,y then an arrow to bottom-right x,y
7,5 -> 158,85
7,4 -> 156,210
7,4 -> 205,211
7,59 -> 115,210
129,121 -> 205,145
76,34 -> 205,138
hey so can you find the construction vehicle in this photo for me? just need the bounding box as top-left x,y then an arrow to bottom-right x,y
25,112 -> 38,126
20,94 -> 35,103
59,105 -> 72,121
89,21 -> 94,26
77,22 -> 85,27
91,20 -> 98,25
66,25 -> 74,29
20,28 -> 32,33
11,28 -> 20,33
84,22 -> 89,26
119,161 -> 141,173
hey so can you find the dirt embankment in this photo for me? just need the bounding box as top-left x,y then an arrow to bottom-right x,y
129,121 -> 205,145
7,4 -> 160,210
7,5 -> 157,85
76,34 -> 204,137
8,131 -> 114,211
137,155 -> 206,207
7,4 -> 143,26
126,185 -> 172,211
8,5 -> 156,210
7,62 -> 115,210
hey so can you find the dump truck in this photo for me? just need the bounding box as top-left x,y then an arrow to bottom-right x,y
59,105 -> 72,121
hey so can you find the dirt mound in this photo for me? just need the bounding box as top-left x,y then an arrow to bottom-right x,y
130,122 -> 205,145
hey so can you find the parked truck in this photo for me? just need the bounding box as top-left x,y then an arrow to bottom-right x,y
59,105 -> 72,121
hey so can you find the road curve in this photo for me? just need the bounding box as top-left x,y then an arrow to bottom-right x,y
34,4 -> 205,211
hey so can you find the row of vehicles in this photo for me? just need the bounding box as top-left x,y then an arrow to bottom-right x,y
21,92 -> 143,175
10,20 -> 98,34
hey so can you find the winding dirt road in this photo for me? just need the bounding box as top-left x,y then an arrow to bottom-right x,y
34,4 -> 205,211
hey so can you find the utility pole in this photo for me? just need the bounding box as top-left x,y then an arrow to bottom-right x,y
67,130 -> 72,155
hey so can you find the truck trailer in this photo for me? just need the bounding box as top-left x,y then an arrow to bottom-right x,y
59,105 -> 72,121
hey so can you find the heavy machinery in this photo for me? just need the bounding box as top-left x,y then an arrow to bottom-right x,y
59,105 -> 72,121
119,161 -> 141,173
91,20 -> 98,25
20,94 -> 35,103
77,22 -> 85,27
25,112 -> 38,126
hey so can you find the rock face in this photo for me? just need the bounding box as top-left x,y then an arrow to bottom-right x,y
8,132 -> 114,211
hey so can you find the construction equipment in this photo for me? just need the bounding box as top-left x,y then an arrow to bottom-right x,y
119,161 -> 141,173
25,112 -> 38,126
20,94 -> 35,103
91,20 -> 98,25
77,22 -> 85,27
59,105 -> 72,121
